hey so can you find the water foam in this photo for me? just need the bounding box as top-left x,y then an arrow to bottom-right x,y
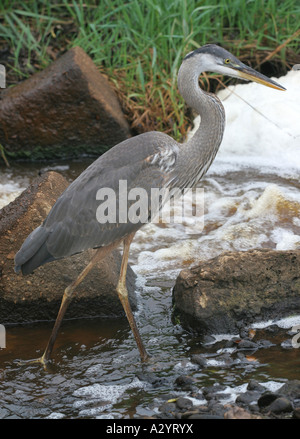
0,171 -> 28,209
189,69 -> 300,175
252,315 -> 300,330
73,377 -> 146,416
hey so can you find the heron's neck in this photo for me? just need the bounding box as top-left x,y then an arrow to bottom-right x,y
175,60 -> 225,187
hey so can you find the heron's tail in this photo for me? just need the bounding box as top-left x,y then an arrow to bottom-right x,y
14,226 -> 55,275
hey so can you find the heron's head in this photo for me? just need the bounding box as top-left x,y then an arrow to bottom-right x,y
184,44 -> 286,91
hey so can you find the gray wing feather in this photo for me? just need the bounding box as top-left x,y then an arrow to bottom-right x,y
14,131 -> 178,273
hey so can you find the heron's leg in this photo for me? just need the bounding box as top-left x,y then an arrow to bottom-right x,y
116,233 -> 149,362
39,242 -> 120,365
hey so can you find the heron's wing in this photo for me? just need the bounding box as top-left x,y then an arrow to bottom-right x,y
44,132 -> 177,258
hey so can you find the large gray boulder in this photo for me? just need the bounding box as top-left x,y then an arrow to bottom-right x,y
0,46 -> 130,160
173,249 -> 300,334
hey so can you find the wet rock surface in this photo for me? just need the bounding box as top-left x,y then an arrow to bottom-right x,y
146,327 -> 300,420
173,249 -> 300,334
0,171 -> 136,323
0,46 -> 130,160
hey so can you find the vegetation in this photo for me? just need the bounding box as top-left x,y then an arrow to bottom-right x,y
0,0 -> 299,140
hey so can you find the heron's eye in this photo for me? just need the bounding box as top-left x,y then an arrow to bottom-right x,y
224,58 -> 231,64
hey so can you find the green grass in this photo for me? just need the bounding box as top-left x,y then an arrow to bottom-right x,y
0,0 -> 299,140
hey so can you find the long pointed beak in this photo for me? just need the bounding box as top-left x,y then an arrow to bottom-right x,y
233,64 -> 286,91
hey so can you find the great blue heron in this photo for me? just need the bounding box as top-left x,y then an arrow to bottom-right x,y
15,44 -> 285,365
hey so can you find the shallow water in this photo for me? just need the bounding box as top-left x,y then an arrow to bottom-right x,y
1,70 -> 300,418
1,288 -> 300,419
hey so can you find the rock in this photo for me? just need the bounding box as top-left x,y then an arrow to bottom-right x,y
280,380 -> 300,400
267,397 -> 293,414
175,397 -> 193,411
247,380 -> 265,393
238,328 -> 250,339
190,354 -> 207,368
235,391 -> 260,406
224,406 -> 261,419
202,334 -> 216,344
257,339 -> 275,349
173,249 -> 300,334
258,392 -> 280,409
281,339 -> 293,349
0,47 -> 130,160
207,401 -> 227,417
293,407 -> 300,419
159,402 -> 177,418
202,384 -> 227,400
0,171 -> 136,324
265,324 -> 281,334
236,339 -> 258,350
136,372 -> 169,388
181,409 -> 204,419
174,375 -> 196,390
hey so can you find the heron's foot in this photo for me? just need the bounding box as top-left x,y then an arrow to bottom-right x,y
141,351 -> 151,363
15,354 -> 51,369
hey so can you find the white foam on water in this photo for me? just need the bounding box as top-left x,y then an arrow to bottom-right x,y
85,363 -> 103,375
271,228 -> 300,251
219,383 -> 249,403
73,377 -> 146,416
251,319 -> 275,329
188,69 -> 300,174
275,315 -> 300,329
40,164 -> 70,173
174,360 -> 198,371
73,377 -> 144,400
206,359 -> 227,367
217,347 -> 236,354
47,412 -> 65,419
208,333 -> 239,344
219,380 -> 284,404
260,380 -> 285,393
252,315 -> 300,330
0,172 -> 29,209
